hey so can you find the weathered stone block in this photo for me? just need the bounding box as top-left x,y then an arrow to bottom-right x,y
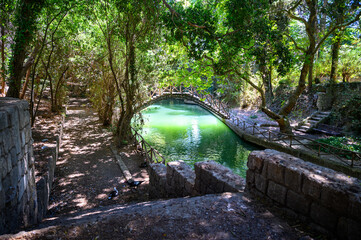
310,202 -> 338,230
320,185 -> 348,215
247,151 -> 264,173
10,166 -> 19,187
245,170 -> 255,190
284,167 -> 302,193
255,173 -> 267,193
10,147 -> 18,167
302,174 -> 322,200
0,188 -> 5,209
195,161 -> 245,194
0,111 -> 8,130
166,161 -> 195,197
267,181 -> 287,204
267,161 -> 285,185
286,190 -> 311,215
337,217 -> 361,240
214,181 -> 224,193
261,160 -> 268,177
18,175 -> 27,201
348,194 -> 361,222
6,154 -> 12,174
0,156 -> 7,179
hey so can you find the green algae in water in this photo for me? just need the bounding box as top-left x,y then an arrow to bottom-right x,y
139,99 -> 261,178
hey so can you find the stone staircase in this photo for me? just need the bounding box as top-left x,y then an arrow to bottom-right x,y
296,111 -> 331,133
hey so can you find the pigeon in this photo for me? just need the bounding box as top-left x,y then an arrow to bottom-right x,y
108,187 -> 119,200
139,162 -> 148,168
127,180 -> 144,188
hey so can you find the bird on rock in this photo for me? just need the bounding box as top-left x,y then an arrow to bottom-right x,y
127,179 -> 143,188
108,187 -> 119,200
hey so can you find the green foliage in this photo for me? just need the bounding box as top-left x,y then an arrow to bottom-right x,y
316,136 -> 361,154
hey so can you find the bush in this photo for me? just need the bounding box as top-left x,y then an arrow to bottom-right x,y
315,136 -> 361,159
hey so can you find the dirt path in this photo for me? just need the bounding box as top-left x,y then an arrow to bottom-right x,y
48,98 -> 149,217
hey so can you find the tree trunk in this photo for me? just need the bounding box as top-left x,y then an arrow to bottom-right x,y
308,54 -> 314,89
330,30 -> 343,83
260,64 -> 273,106
116,38 -> 137,144
20,68 -> 31,99
6,0 -> 44,98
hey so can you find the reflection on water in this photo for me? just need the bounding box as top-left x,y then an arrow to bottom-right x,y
139,99 -> 261,177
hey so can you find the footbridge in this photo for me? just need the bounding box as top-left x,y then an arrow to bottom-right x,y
137,85 -> 230,119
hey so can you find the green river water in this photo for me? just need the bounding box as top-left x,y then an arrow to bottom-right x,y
139,99 -> 261,177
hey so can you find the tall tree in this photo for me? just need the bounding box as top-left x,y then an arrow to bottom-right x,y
6,0 -> 44,98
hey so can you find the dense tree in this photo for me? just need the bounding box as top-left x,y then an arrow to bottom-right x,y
6,0 -> 45,98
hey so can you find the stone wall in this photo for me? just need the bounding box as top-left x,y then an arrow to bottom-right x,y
246,149 -> 361,239
194,161 -> 245,194
315,82 -> 361,111
149,160 -> 244,199
0,98 -> 37,234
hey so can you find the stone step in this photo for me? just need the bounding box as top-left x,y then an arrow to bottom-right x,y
308,120 -> 318,124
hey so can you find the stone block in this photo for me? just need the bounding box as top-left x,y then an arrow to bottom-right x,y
10,147 -> 18,167
0,156 -> 7,179
18,175 -> 27,201
20,130 -> 26,147
320,185 -> 348,215
284,167 -> 302,193
166,161 -> 195,197
245,170 -> 255,189
0,111 -> 8,130
206,185 -> 215,194
337,217 -> 361,240
255,173 -> 267,193
10,166 -> 19,187
348,194 -> 361,222
3,128 -> 13,152
6,154 -> 12,174
310,202 -> 338,230
267,161 -> 285,185
286,190 -> 311,215
214,181 -> 224,193
302,174 -> 322,200
247,152 -> 264,173
0,187 -> 5,210
267,181 -> 287,204
185,180 -> 194,195
261,160 -> 268,177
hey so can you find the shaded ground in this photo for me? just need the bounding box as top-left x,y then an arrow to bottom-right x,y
32,99 -> 63,182
48,98 -> 149,217
1,193 -> 307,240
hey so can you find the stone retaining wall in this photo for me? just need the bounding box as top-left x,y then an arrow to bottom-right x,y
0,98 -> 37,234
246,149 -> 361,239
149,160 -> 243,199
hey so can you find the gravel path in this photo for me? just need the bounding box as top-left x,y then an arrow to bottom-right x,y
47,98 -> 149,217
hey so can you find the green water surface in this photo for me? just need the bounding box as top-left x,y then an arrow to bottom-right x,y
139,99 -> 261,177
